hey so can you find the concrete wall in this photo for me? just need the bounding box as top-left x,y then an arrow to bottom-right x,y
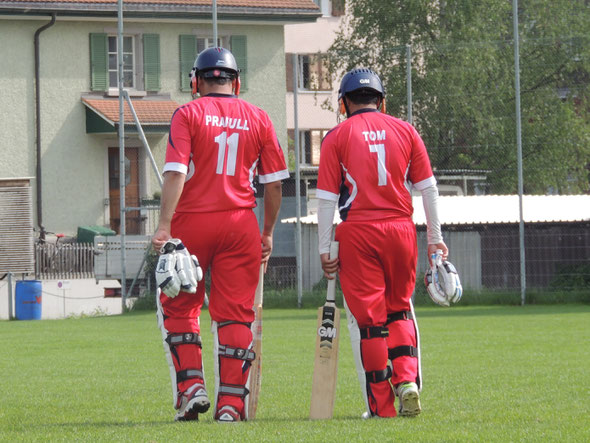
0,16 -> 287,237
284,15 -> 342,131
0,278 -> 124,320
292,221 -> 483,291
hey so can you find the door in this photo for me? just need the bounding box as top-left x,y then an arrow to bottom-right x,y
108,147 -> 141,234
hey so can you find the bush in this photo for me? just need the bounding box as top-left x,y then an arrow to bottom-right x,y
129,292 -> 157,311
549,263 -> 590,290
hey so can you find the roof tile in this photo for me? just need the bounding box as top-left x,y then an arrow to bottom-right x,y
82,97 -> 179,125
3,0 -> 320,9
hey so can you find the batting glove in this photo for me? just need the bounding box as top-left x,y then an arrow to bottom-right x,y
175,242 -> 203,294
155,239 -> 203,298
424,250 -> 463,307
155,246 -> 181,298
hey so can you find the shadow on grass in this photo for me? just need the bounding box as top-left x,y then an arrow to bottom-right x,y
45,415 -> 361,428
414,304 -> 590,318
128,287 -> 589,314
44,420 -> 175,428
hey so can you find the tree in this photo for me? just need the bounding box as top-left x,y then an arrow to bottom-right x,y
329,0 -> 590,194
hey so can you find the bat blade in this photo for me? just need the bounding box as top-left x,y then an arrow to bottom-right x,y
246,264 -> 264,420
310,241 -> 340,420
309,302 -> 341,419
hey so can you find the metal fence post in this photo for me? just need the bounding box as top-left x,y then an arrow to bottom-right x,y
292,53 -> 303,308
512,0 -> 526,305
7,272 -> 14,320
117,0 -> 127,310
406,44 -> 413,124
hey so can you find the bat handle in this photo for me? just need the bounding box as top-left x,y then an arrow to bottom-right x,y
326,241 -> 339,303
259,262 -> 265,283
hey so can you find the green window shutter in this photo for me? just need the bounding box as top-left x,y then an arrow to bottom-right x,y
143,34 -> 160,92
179,35 -> 197,92
90,33 -> 108,91
231,35 -> 248,92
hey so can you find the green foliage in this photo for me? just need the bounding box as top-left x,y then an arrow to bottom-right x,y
549,263 -> 590,290
330,0 -> 590,194
1,306 -> 589,441
130,293 -> 157,311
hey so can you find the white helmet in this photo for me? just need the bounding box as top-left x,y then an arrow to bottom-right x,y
424,250 -> 463,307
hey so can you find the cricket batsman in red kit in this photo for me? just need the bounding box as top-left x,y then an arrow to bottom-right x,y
152,47 -> 288,422
317,68 -> 449,418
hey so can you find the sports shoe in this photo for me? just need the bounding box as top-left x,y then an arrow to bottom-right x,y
174,383 -> 210,421
396,382 -> 421,417
215,405 -> 241,423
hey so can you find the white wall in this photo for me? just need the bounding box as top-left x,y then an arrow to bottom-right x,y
0,17 -> 288,237
0,278 -> 125,320
284,16 -> 343,133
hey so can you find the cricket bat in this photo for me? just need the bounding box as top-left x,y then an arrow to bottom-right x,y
310,241 -> 340,420
246,263 -> 265,420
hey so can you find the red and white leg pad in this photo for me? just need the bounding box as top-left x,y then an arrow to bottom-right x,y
385,308 -> 420,389
212,321 -> 255,420
156,292 -> 208,410
343,298 -> 396,418
360,329 -> 396,417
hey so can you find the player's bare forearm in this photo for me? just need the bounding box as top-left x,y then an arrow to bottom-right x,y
152,171 -> 186,252
261,181 -> 282,263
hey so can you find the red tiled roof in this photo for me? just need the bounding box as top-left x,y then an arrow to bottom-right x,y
1,0 -> 320,9
82,97 -> 179,125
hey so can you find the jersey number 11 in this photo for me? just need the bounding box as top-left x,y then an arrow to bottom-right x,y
215,132 -> 240,176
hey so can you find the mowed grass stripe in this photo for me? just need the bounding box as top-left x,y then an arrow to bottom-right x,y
0,305 -> 588,442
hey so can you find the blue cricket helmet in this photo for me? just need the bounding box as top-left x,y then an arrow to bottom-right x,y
338,68 -> 385,100
193,47 -> 239,79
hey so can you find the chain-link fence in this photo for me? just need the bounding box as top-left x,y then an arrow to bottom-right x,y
108,19 -> 588,306
287,31 -> 589,300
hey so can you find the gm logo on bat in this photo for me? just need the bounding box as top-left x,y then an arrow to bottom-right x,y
318,326 -> 337,338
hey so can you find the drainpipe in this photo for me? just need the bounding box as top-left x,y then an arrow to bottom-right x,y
34,13 -> 56,242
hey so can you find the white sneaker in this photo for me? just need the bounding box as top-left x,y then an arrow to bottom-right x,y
174,383 -> 210,421
215,405 -> 240,423
396,382 -> 421,417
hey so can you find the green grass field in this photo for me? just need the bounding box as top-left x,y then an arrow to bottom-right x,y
1,305 -> 589,442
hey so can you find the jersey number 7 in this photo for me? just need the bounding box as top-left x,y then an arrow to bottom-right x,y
369,143 -> 387,186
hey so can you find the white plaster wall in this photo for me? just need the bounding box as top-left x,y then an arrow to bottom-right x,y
284,16 -> 341,53
0,278 -> 125,320
286,92 -> 339,129
0,17 -> 288,237
0,20 -> 37,184
284,16 -> 343,132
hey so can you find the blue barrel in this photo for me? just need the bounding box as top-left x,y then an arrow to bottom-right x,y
15,280 -> 42,320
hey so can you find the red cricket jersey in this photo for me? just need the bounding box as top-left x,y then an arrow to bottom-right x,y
317,109 -> 435,221
164,94 -> 289,213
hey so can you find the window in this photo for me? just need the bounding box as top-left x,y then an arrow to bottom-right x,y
300,129 -> 328,166
197,36 -> 223,53
286,54 -> 331,92
179,35 -> 247,92
108,35 -> 135,89
313,0 -> 345,17
90,33 -> 160,93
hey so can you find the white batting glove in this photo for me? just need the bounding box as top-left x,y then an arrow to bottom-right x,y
175,243 -> 203,294
155,248 -> 181,298
425,250 -> 463,307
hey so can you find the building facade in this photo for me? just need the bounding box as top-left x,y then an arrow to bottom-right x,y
0,0 -> 320,238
